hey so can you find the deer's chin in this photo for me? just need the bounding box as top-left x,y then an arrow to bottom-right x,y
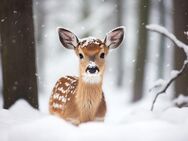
82,73 -> 101,84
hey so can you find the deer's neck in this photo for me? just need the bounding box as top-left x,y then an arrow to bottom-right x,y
76,79 -> 103,121
76,80 -> 103,103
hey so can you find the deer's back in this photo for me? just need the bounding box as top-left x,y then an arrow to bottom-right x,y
49,76 -> 78,118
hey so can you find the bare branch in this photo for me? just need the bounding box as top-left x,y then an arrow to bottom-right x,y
150,60 -> 188,111
146,24 -> 188,111
146,24 -> 188,59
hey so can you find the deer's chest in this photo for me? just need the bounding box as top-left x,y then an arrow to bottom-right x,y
76,90 -> 102,120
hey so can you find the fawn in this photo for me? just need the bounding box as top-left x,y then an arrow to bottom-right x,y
49,26 -> 124,125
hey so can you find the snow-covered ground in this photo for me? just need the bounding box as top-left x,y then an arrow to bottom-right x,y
0,96 -> 188,141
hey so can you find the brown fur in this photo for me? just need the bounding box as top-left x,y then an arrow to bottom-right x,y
49,76 -> 106,125
49,40 -> 107,125
50,26 -> 124,125
76,80 -> 103,122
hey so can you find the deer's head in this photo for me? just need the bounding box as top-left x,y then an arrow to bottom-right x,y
58,27 -> 124,84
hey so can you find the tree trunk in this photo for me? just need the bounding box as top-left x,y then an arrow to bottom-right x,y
174,0 -> 188,97
81,0 -> 90,38
132,0 -> 150,102
0,0 -> 38,109
116,0 -> 125,87
158,0 -> 166,78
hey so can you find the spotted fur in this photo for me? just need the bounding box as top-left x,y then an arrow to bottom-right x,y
49,75 -> 106,125
49,26 -> 124,125
49,76 -> 78,115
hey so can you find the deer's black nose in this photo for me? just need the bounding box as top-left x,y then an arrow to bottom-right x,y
86,66 -> 99,74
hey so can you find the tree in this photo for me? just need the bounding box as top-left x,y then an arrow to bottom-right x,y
157,0 -> 166,78
80,0 -> 91,38
146,24 -> 188,111
0,0 -> 38,109
116,0 -> 125,87
174,0 -> 188,97
132,0 -> 150,102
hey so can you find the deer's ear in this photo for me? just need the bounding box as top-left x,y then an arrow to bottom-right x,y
104,26 -> 125,49
58,28 -> 79,49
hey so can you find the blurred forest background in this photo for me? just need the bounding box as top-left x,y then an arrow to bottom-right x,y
0,0 -> 188,111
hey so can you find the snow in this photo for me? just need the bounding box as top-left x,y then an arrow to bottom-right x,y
146,24 -> 188,58
149,79 -> 166,92
173,95 -> 188,106
146,24 -> 188,111
88,61 -> 97,68
13,10 -> 17,14
149,69 -> 179,95
0,99 -> 188,141
170,70 -> 179,78
184,31 -> 188,37
1,21 -> 188,141
80,37 -> 100,47
0,1 -> 187,141
1,19 -> 5,22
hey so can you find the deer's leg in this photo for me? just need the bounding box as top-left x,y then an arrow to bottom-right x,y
65,117 -> 80,126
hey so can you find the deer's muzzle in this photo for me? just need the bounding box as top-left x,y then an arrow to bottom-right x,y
86,61 -> 99,74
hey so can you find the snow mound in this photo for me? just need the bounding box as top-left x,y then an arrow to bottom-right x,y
0,100 -> 188,141
173,95 -> 188,107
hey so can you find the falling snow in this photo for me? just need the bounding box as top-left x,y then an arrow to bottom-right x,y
1,19 -> 5,22
13,10 -> 17,14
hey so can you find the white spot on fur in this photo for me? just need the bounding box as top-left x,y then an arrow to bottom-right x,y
52,103 -> 62,109
61,96 -> 67,103
53,93 -> 60,99
72,89 -> 76,95
58,87 -> 64,92
58,96 -> 62,101
65,82 -> 70,87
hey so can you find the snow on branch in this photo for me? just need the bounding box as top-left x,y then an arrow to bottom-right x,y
146,24 -> 188,111
150,60 -> 188,111
146,24 -> 188,59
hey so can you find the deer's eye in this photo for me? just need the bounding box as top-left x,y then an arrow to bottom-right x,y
100,53 -> 105,59
79,53 -> 84,59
